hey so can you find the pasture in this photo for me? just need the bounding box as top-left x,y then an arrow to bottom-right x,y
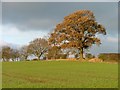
2,60 -> 118,88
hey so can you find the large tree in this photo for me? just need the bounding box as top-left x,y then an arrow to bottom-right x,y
28,38 -> 49,60
49,10 -> 106,59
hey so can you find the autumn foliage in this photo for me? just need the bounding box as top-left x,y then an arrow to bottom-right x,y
49,10 -> 106,59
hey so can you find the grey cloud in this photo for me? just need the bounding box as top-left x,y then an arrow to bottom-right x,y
1,2 -> 118,54
14,18 -> 58,30
90,41 -> 118,55
2,2 -> 118,36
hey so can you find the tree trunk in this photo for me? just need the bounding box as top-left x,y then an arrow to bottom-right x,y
25,56 -> 28,60
3,58 -> 5,62
38,57 -> 40,60
38,52 -> 43,60
12,58 -> 14,62
79,48 -> 84,60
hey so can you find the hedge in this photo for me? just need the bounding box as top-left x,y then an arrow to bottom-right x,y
98,53 -> 120,62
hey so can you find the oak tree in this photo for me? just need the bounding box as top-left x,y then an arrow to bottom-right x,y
49,10 -> 106,59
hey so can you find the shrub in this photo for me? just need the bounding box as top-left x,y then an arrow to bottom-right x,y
32,58 -> 38,61
46,53 -> 67,59
59,54 -> 67,59
98,53 -> 119,62
85,53 -> 95,59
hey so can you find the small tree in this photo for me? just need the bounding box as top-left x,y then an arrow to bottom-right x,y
11,49 -> 20,61
19,45 -> 29,60
28,38 -> 49,60
47,46 -> 61,59
2,46 -> 12,61
85,53 -> 95,59
49,10 -> 106,59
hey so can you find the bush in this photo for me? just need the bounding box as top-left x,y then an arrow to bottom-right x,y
32,58 -> 38,61
46,53 -> 67,59
98,53 -> 119,62
46,54 -> 67,59
25,60 -> 30,61
59,54 -> 67,59
85,53 -> 95,59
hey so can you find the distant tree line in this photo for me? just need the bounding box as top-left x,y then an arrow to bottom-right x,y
0,38 -> 68,61
1,43 -> 119,62
1,38 -> 48,61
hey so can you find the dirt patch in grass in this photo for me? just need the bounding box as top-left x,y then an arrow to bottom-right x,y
88,58 -> 103,62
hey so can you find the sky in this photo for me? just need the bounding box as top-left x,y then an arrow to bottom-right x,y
1,0 -> 119,2
1,2 -> 118,55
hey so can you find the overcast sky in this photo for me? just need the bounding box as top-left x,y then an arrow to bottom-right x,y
1,0 -> 119,2
1,2 -> 118,55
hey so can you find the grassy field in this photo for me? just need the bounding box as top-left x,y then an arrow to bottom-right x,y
2,60 -> 118,88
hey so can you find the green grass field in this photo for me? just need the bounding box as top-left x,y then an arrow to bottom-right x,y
2,61 -> 118,88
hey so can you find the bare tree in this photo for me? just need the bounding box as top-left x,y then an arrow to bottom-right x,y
19,45 -> 29,61
28,38 -> 49,60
